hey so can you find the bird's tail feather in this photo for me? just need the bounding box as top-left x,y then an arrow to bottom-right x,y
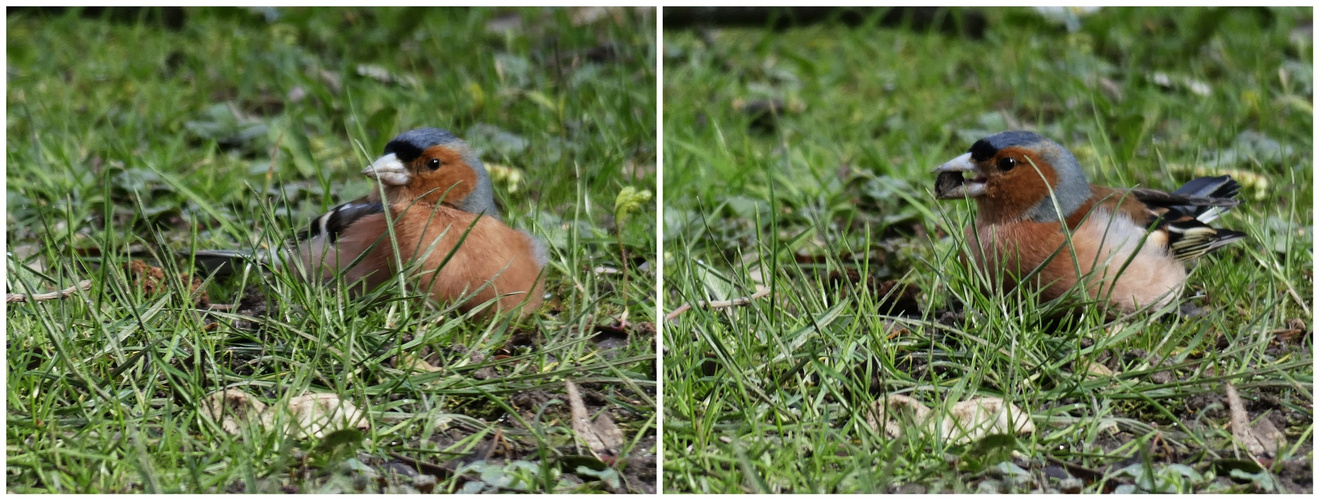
1173,175 -> 1241,223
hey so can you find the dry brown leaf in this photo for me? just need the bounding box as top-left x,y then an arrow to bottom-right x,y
1081,360 -> 1115,378
566,379 -> 624,455
201,389 -> 268,435
1250,417 -> 1285,458
866,395 -> 1033,445
942,397 -> 1035,445
865,395 -> 933,438
284,393 -> 371,440
201,389 -> 369,439
590,411 -> 625,452
398,352 -> 444,372
1225,382 -> 1285,459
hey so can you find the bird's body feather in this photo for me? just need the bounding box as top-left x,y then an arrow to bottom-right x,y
193,127 -> 544,317
296,200 -> 544,313
935,130 -> 1245,313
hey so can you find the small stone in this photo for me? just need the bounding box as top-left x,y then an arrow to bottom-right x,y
383,461 -> 419,479
413,474 -> 436,494
352,474 -> 371,493
1042,465 -> 1070,480
1059,477 -> 1083,493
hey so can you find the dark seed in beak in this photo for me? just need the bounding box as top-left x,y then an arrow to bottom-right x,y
935,171 -> 965,198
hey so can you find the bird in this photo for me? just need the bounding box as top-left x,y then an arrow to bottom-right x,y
933,130 -> 1246,314
195,127 -> 547,317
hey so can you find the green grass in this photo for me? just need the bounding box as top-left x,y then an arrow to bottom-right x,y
662,7 -> 1311,493
7,7 -> 656,493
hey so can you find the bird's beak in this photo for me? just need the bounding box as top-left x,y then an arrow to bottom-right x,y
362,153 -> 411,187
932,152 -> 987,199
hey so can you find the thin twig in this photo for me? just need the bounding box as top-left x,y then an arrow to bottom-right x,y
7,279 -> 93,303
664,286 -> 772,322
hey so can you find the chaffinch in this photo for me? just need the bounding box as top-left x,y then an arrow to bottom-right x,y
934,130 -> 1246,313
197,127 -> 547,316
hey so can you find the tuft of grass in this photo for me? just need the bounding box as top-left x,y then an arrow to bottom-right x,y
662,7 -> 1311,493
8,7 -> 656,493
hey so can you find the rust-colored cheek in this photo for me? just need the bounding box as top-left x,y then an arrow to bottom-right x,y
979,149 -> 1059,223
416,146 -> 477,207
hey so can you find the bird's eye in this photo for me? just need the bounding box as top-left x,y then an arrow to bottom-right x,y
426,158 -> 441,170
997,157 -> 1017,171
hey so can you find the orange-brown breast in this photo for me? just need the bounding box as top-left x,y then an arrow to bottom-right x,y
964,221 -> 1073,300
964,210 -> 1187,313
389,201 -> 544,316
297,202 -> 544,317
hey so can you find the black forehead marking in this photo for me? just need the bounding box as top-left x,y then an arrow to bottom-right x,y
968,139 -> 997,161
384,140 -> 424,162
383,128 -> 460,162
968,130 -> 1045,161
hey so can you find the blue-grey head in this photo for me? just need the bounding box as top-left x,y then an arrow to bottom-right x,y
933,130 -> 1091,222
362,127 -> 500,218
